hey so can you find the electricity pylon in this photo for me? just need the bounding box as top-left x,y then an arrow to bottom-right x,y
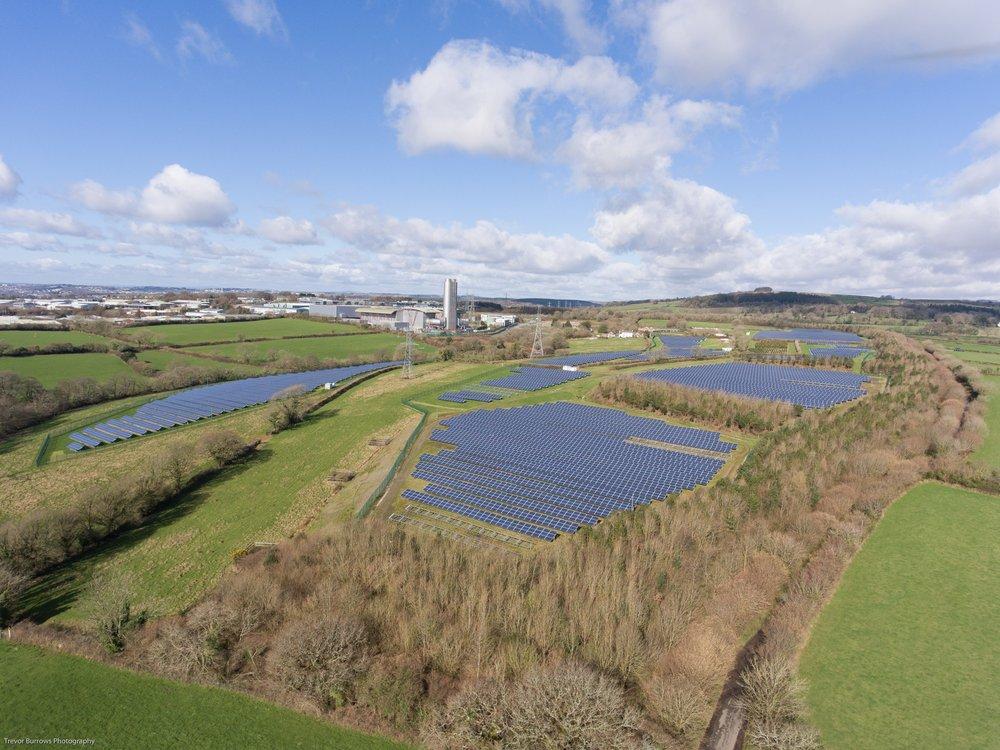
403,327 -> 414,378
529,306 -> 545,358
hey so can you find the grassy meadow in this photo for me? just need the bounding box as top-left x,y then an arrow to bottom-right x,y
0,329 -> 113,348
800,483 -> 999,750
19,364 -> 491,621
564,335 -> 648,353
135,348 -> 263,375
0,352 -> 139,388
119,318 -> 360,346
189,332 -> 427,362
0,642 -> 409,750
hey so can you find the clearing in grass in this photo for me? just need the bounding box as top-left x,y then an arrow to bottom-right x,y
119,317 -> 361,346
800,482 -> 999,750
0,352 -> 140,388
0,641 -> 409,750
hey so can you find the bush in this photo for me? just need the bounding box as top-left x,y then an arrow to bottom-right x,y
85,574 -> 146,654
738,657 -> 808,733
198,430 -> 249,467
269,616 -> 371,707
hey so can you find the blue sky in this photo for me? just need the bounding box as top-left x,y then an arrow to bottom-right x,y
1,0 -> 999,300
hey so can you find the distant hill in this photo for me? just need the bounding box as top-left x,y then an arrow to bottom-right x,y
687,291 -> 840,307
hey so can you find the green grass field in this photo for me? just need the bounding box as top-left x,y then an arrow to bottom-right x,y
119,318 -> 361,346
564,336 -> 648,353
0,642 -> 408,750
0,352 -> 140,388
800,482 -> 999,750
21,364 -> 489,621
0,329 -> 113,348
189,332 -> 425,362
974,374 -> 1000,468
135,348 -> 263,375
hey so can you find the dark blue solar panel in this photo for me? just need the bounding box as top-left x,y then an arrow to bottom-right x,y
533,350 -> 646,367
637,362 -> 868,408
655,335 -> 725,359
754,328 -> 865,344
809,346 -> 872,358
67,442 -> 85,452
438,390 -> 506,403
69,361 -> 402,451
401,402 -> 732,543
481,366 -> 589,391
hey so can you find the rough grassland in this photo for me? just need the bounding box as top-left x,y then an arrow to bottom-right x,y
0,329 -> 113,347
23,364 -> 488,622
190,332 -> 427,361
119,318 -> 360,345
800,483 -> 999,750
0,352 -> 139,387
0,642 -> 409,750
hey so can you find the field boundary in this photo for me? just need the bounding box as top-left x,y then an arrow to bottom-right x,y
357,400 -> 429,519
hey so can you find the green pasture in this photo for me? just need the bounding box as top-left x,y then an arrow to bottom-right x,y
0,642 -> 409,750
186,333 -> 426,362
119,318 -> 360,346
0,329 -> 113,348
801,483 -> 999,750
0,352 -> 140,388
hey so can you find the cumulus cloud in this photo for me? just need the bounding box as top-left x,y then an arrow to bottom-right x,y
633,0 -> 1000,92
225,0 -> 287,39
259,216 -> 319,244
324,204 -> 609,275
386,40 -> 637,157
0,207 -> 102,238
70,164 -> 235,226
0,154 -> 22,200
560,96 -> 740,188
177,21 -> 233,64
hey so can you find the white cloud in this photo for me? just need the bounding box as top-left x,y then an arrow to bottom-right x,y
123,14 -> 161,60
500,0 -> 606,53
177,21 -> 233,64
560,96 -> 740,188
386,40 -> 637,157
324,204 -> 610,275
259,216 -> 319,244
225,0 -> 287,39
70,164 -> 235,226
633,0 -> 1000,92
0,207 -> 102,238
962,111 -> 1000,151
0,154 -> 22,200
947,152 -> 1000,195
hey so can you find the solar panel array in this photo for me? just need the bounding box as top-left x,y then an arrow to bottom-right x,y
66,361 -> 402,451
754,328 -> 865,344
403,402 -> 734,542
533,350 -> 646,367
637,362 -> 868,408
438,390 -> 506,404
480,365 -> 590,391
809,346 -> 872,358
657,335 -> 725,358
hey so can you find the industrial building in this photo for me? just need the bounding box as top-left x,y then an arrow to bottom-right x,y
356,305 -> 443,331
443,278 -> 458,332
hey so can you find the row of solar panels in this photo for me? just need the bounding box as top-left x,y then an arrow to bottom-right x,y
479,365 -> 590,391
67,361 -> 402,451
402,402 -> 730,542
438,390 -> 506,404
809,346 -> 872,358
533,350 -> 646,367
637,362 -> 868,408
754,328 -> 865,344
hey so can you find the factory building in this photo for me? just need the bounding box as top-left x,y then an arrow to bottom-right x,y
443,278 -> 458,332
356,305 -> 443,331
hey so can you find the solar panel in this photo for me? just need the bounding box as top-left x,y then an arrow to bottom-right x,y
68,361 -> 402,451
480,366 -> 589,391
400,402 -> 733,543
532,350 -> 646,367
637,362 -> 868,408
754,328 -> 865,344
809,346 -> 872,358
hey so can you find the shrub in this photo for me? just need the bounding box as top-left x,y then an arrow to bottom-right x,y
85,574 -> 146,654
269,616 -> 371,707
0,561 -> 30,626
198,430 -> 249,467
738,657 -> 807,732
